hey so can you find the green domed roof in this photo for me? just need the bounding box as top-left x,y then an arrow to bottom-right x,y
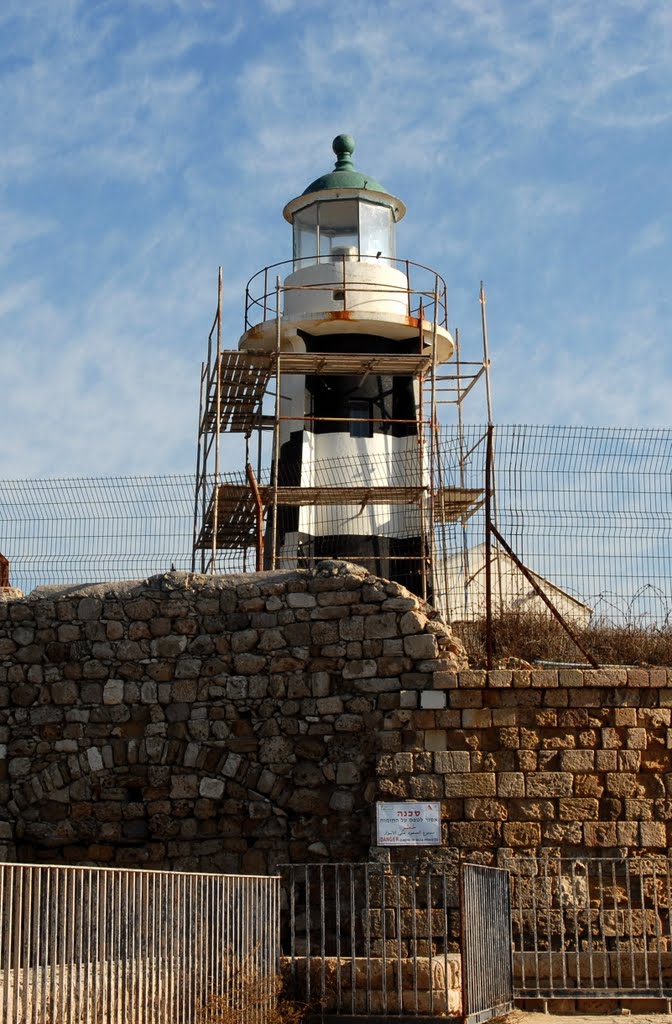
302,134 -> 386,195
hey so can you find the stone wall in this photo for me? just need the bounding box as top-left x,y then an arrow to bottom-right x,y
1,564 -> 671,871
0,563 -> 465,870
385,666 -> 672,861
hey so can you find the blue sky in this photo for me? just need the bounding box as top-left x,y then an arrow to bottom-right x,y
1,0 -> 670,478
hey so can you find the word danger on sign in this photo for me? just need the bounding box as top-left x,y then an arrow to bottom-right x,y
376,802 -> 442,846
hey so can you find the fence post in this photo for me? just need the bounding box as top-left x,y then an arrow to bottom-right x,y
485,425 -> 494,670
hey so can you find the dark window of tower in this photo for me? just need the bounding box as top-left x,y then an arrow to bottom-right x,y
349,399 -> 372,438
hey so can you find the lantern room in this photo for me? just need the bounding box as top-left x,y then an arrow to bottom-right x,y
239,133 -> 452,359
284,134 -> 404,268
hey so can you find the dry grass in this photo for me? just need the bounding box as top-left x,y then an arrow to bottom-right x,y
455,611 -> 672,668
196,967 -> 309,1024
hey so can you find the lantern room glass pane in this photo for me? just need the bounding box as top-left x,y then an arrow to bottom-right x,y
318,200 -> 359,262
292,197 -> 397,269
359,202 -> 395,262
293,203 -> 318,268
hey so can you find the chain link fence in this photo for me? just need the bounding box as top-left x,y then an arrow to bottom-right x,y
0,474 -> 251,592
2,426 -> 672,632
436,425 -> 672,629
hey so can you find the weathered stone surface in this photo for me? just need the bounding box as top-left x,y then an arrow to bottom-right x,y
0,569 -> 670,872
444,773 -> 496,797
403,634 -> 437,660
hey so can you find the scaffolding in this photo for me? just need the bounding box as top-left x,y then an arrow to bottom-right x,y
192,260 -> 491,604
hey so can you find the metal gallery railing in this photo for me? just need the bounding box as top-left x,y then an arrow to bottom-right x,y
0,862 -> 280,1024
243,255 -> 449,331
506,856 -> 672,1010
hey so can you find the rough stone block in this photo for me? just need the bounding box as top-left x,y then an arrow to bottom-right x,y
444,773 -> 496,797
102,680 -> 124,705
342,660 -> 377,680
492,709 -> 517,726
86,747 -> 104,772
574,774 -> 604,797
605,772 -> 639,797
626,668 -> 652,688
434,751 -> 470,773
601,728 -> 622,749
625,728 -> 648,750
497,773 -> 525,798
78,598 -> 102,621
52,681 -> 79,705
461,708 -> 492,728
586,668 -> 627,687
458,670 -> 486,688
449,821 -> 501,847
616,821 -> 638,846
558,669 -> 584,687
525,773 -> 573,797
404,634 -> 437,661
503,822 -> 540,847
465,798 -> 508,821
409,775 -> 443,799
559,798 -> 599,820
328,790 -> 354,812
595,750 -> 618,771
529,670 -> 558,688
399,610 -> 426,635
614,707 -> 637,726
334,714 -> 364,732
583,822 -> 617,847
559,749 -> 594,771
432,670 -> 457,690
640,707 -> 671,727
640,821 -> 667,847
364,613 -> 397,639
423,730 -> 447,751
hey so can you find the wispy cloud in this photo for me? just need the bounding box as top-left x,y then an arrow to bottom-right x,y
0,0 -> 670,485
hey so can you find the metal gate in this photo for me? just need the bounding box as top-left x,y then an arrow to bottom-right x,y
460,864 -> 514,1024
281,862 -> 462,1020
507,856 -> 672,1010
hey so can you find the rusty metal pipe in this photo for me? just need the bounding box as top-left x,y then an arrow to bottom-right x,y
488,522 -> 600,668
246,463 -> 264,572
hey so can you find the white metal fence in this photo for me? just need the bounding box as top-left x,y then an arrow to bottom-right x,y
0,862 -> 280,1024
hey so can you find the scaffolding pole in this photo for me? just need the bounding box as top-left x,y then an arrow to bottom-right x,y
193,263 -> 493,610
211,267 -> 223,574
271,277 -> 282,570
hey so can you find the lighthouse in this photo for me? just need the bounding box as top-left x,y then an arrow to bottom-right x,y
235,134 -> 455,596
194,134 -> 484,604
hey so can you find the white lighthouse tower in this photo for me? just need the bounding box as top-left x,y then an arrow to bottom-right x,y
194,135 -> 481,603
237,134 -> 454,595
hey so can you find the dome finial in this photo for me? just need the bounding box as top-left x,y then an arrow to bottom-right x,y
297,134 -> 389,197
332,134 -> 355,171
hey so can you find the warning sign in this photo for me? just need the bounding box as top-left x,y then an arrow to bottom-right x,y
376,802 -> 442,846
